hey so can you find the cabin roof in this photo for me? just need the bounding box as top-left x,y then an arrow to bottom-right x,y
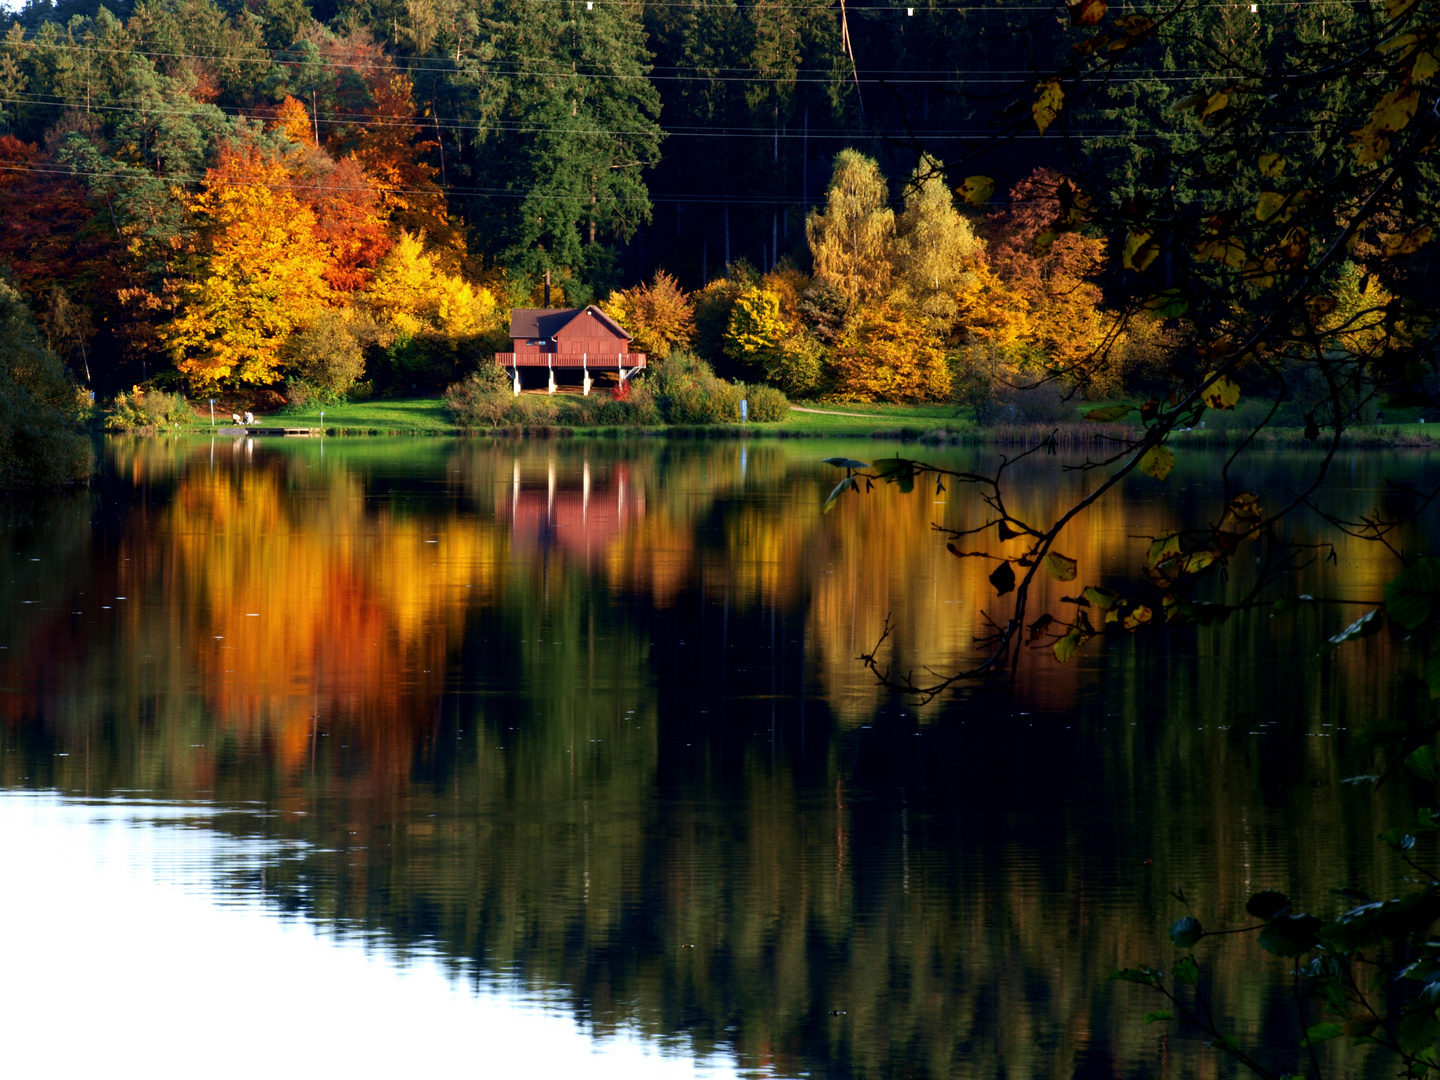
509,305 -> 632,341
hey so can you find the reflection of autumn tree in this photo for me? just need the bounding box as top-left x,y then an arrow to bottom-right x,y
0,440 -> 1432,1079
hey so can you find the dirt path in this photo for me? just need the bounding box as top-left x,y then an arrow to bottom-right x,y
789,406 -> 897,419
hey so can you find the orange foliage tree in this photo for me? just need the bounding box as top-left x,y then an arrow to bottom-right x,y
162,145 -> 332,391
600,269 -> 695,360
830,301 -> 952,403
985,169 -> 1110,371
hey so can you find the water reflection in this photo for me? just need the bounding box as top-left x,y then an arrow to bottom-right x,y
1,436 -> 1436,1078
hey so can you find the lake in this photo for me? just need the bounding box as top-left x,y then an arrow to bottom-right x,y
1,434 -> 1433,1078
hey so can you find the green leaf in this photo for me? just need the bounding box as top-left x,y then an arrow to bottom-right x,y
1084,405 -> 1135,422
1138,445 -> 1175,481
1385,558 -> 1440,630
1142,289 -> 1188,318
1173,955 -> 1199,986
1303,1023 -> 1344,1046
822,476 -> 856,513
1245,890 -> 1292,919
1143,1010 -> 1175,1025
1206,1033 -> 1238,1051
1082,586 -> 1118,611
1407,746 -> 1440,783
1321,609 -> 1383,652
1044,552 -> 1078,581
821,457 -> 869,470
1053,627 -> 1085,663
1258,912 -> 1322,956
990,561 -> 1016,596
1169,916 -> 1204,947
1319,889 -> 1440,953
1397,1007 -> 1440,1055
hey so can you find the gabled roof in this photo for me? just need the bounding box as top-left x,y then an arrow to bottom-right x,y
509,305 -> 632,341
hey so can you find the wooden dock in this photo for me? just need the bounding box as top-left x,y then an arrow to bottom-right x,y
215,427 -> 321,437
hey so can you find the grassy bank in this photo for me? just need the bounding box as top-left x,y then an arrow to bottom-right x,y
150,395 -> 1440,448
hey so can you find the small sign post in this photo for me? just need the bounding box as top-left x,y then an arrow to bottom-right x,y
319,410 -> 324,435
209,398 -> 215,426
739,399 -> 748,424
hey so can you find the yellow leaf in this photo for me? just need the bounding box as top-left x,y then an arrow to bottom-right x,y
1370,85 -> 1420,133
1380,32 -> 1418,55
1258,152 -> 1286,178
1138,444 -> 1174,481
1353,127 -> 1392,165
1201,90 -> 1230,117
1194,236 -> 1247,268
1122,230 -> 1160,271
957,176 -> 995,206
1068,0 -> 1107,26
1383,225 -> 1434,256
1256,189 -> 1310,224
1414,50 -> 1440,82
1255,191 -> 1284,222
1044,552 -> 1078,581
1122,605 -> 1153,630
1386,0 -> 1417,18
1033,78 -> 1065,134
1203,374 -> 1242,410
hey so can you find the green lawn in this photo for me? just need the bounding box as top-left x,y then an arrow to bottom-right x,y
186,397 -> 457,433
776,401 -> 973,434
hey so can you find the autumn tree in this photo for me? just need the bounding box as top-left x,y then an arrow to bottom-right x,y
829,302 -> 951,403
162,145 -> 332,392
601,269 -> 695,361
891,154 -> 983,326
806,149 -> 894,305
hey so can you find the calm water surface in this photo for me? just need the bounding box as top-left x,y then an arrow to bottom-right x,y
1,435 -> 1434,1078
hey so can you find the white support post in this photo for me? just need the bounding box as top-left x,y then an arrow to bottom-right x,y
512,367 -> 520,396
547,359 -> 556,395
583,352 -> 591,396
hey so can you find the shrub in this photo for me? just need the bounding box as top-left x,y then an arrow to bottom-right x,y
106,387 -> 193,430
284,311 -> 367,402
743,383 -> 790,422
648,353 -> 746,423
444,365 -> 515,428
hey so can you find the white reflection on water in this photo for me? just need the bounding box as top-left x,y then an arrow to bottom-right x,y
0,791 -> 746,1080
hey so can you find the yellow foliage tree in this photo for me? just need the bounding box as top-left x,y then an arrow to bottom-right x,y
806,149 -> 894,305
892,154 -> 983,325
830,301 -> 952,403
162,145 -> 332,392
367,230 -> 496,341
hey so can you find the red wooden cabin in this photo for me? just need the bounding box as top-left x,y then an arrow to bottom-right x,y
495,306 -> 647,374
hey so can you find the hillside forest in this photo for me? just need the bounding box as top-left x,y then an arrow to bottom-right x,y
0,0 -> 1435,418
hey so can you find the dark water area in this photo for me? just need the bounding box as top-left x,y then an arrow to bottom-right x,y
1,435 -> 1435,1078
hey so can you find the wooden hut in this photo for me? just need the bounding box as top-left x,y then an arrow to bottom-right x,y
496,307 -> 646,389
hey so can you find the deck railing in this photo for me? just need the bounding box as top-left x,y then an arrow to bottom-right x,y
495,352 -> 647,369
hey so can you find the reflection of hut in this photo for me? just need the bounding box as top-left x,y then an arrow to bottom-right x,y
501,459 -> 644,560
495,307 -> 647,391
